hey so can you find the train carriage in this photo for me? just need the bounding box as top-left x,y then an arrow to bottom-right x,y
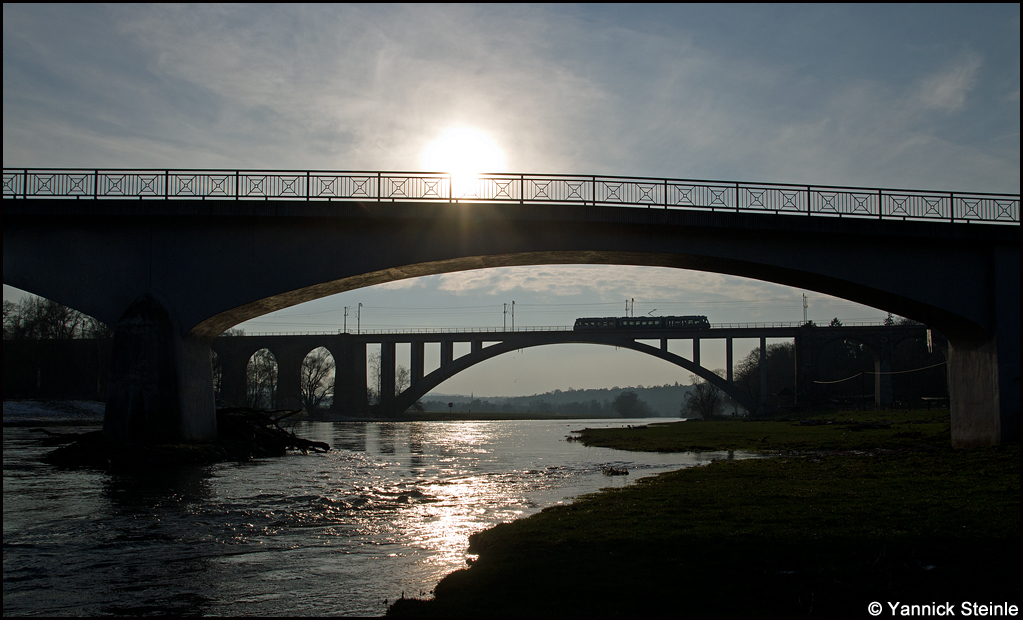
573,315 -> 710,330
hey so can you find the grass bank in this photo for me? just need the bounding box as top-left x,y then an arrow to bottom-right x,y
388,411 -> 1019,617
574,409 -> 952,453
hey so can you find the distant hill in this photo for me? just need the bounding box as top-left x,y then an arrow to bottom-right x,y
425,383 -> 697,417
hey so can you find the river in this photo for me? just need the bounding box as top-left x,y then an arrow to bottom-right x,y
3,418 -> 732,616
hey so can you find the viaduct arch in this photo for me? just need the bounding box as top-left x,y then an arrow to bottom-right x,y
4,185 -> 1018,447
390,336 -> 754,415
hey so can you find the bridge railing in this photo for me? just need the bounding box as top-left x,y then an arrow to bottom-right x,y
238,326 -> 577,336
4,168 -> 1018,224
234,321 -> 896,337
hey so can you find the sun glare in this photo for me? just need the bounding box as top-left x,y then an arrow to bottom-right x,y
422,127 -> 506,197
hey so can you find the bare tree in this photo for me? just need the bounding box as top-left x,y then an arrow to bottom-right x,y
301,347 -> 335,414
366,353 -> 411,403
367,352 -> 381,405
680,374 -> 725,419
395,364 -> 411,395
247,348 -> 278,409
3,300 -> 17,339
733,347 -> 762,402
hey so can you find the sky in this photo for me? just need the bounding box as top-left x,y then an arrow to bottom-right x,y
3,4 -> 1020,397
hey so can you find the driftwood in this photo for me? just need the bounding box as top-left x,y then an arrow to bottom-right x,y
216,407 -> 330,456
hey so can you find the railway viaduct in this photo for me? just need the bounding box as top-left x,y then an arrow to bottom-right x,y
3,169 -> 1018,447
210,324 -> 933,417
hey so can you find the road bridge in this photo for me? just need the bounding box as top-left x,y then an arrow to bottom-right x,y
211,324 -> 933,417
3,169 -> 1018,447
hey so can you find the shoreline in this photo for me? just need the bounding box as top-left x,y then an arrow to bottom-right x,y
307,411 -> 655,423
3,400 -> 674,427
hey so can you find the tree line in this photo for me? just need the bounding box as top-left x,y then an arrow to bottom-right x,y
421,389 -> 658,417
3,297 -> 110,340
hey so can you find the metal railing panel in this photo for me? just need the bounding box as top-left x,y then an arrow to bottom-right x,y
521,176 -> 594,203
167,171 -> 235,198
811,189 -> 879,217
668,182 -> 736,210
954,195 -> 1019,222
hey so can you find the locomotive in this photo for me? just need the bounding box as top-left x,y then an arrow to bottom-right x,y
573,315 -> 711,330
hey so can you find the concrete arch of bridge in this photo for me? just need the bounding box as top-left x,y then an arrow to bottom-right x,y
6,201 -> 1015,446
388,338 -> 756,416
191,250 -> 982,343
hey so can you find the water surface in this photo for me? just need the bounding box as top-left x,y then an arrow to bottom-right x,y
4,418 -> 734,616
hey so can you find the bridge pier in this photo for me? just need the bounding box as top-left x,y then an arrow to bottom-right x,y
948,337 -> 1012,447
219,349 -> 248,407
333,339 -> 368,413
948,254 -> 1019,447
411,341 -> 425,385
103,295 -> 217,445
380,341 -> 396,412
726,338 -> 733,384
274,347 -> 305,410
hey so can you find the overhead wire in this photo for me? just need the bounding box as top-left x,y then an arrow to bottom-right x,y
812,361 -> 947,384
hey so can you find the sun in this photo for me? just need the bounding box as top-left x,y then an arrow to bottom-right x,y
422,127 -> 506,197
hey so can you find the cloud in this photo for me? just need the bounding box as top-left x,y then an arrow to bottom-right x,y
915,52 -> 983,112
433,265 -> 787,305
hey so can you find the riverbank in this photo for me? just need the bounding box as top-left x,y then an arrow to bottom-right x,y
388,410 -> 1020,617
573,408 -> 952,453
